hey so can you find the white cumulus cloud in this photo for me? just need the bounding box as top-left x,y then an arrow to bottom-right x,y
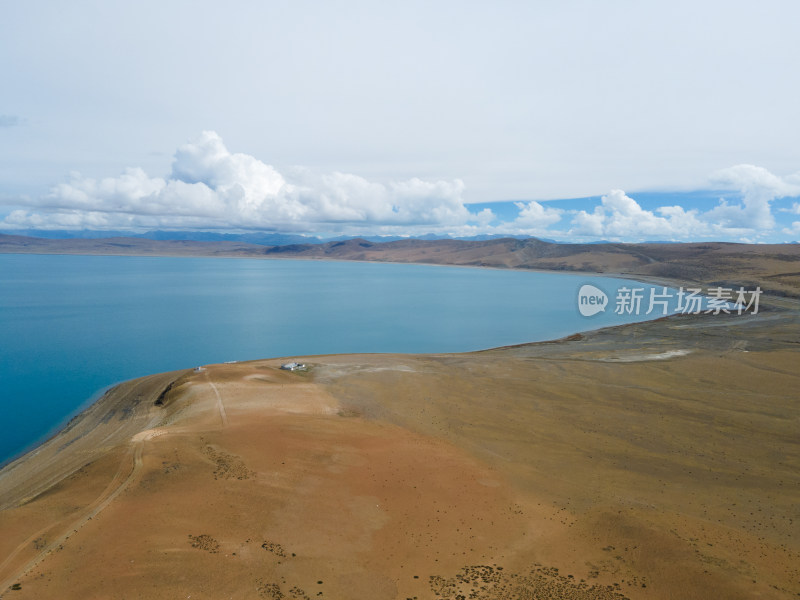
566,165 -> 800,242
569,190 -> 709,240
5,131 -> 488,234
4,139 -> 798,243
513,201 -> 563,229
707,164 -> 800,230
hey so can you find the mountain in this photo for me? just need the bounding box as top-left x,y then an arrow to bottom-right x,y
2,233 -> 799,298
0,229 -> 323,246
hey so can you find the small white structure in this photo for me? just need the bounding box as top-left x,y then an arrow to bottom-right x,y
280,362 -> 306,371
193,366 -> 206,373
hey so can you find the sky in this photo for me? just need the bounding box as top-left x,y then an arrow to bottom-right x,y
1,0 -> 799,242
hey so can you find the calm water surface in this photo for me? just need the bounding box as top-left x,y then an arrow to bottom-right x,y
1,254 -> 676,463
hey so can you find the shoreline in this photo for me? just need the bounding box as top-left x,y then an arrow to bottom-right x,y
0,253 -> 741,470
0,295 -> 705,476
0,311 -> 675,494
0,381 -> 121,472
0,369 -> 189,511
0,298 -> 790,504
2,247 -> 792,310
3,233 -> 799,301
2,250 -> 793,481
0,318 -> 638,478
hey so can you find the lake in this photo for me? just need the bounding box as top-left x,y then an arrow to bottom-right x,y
1,254 -> 683,464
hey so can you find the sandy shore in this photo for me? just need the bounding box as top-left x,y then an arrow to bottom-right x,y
0,299 -> 798,599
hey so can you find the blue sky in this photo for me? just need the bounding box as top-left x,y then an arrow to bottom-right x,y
1,1 -> 799,242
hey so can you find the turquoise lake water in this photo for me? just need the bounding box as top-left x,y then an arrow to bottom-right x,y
1,254 -> 687,464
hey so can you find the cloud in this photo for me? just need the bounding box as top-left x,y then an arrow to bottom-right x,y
3,136 -> 798,243
569,190 -> 709,240
0,115 -> 21,128
707,164 -> 800,229
513,201 -> 563,230
566,166 -> 800,241
6,131 -> 489,233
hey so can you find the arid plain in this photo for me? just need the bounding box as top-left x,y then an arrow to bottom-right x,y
0,240 -> 798,599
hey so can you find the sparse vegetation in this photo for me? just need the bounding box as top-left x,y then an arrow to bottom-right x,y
188,534 -> 219,553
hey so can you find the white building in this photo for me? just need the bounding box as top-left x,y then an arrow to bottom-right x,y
280,362 -> 306,371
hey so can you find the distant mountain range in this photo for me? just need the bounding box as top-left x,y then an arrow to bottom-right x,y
0,229 -> 538,245
2,231 -> 799,299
